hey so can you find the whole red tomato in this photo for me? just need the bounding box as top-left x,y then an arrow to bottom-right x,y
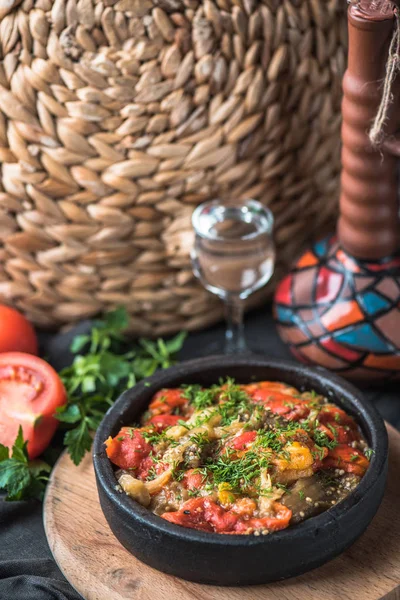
0,305 -> 38,355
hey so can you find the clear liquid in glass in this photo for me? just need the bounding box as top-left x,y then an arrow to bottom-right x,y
192,205 -> 275,300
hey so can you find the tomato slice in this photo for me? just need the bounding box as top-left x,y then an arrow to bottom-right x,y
0,352 -> 66,459
162,498 -> 239,533
318,405 -> 356,429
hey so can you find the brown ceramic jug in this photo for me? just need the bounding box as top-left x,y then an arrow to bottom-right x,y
274,0 -> 400,382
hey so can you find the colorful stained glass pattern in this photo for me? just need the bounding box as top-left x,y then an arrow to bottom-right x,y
274,236 -> 400,381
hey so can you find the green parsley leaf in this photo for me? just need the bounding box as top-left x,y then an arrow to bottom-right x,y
55,404 -> 81,424
0,460 -> 31,500
64,421 -> 93,466
70,334 -> 90,354
0,445 -> 9,462
0,427 -> 51,501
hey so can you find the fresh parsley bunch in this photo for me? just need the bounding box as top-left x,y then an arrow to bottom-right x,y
57,307 -> 186,465
0,308 -> 186,500
57,308 -> 185,465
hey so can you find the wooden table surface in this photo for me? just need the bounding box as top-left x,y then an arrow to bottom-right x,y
44,424 -> 400,600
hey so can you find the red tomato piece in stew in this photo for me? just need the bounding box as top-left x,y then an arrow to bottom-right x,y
148,388 -> 187,415
162,498 -> 292,534
249,389 -> 310,421
147,414 -> 183,431
322,445 -> 369,476
105,427 -> 152,471
182,469 -> 207,490
228,431 -> 257,451
234,503 -> 292,533
162,498 -> 214,532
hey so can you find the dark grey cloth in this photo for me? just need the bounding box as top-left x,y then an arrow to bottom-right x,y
0,309 -> 399,600
0,500 -> 81,600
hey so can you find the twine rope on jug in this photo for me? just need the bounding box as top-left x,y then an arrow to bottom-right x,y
369,3 -> 400,146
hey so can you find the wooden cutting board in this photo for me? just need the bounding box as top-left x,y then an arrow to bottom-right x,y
43,424 -> 400,600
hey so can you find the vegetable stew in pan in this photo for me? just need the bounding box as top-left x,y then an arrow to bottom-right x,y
105,379 -> 371,535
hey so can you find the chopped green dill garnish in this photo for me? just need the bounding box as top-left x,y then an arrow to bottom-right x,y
141,429 -> 163,444
202,450 -> 270,493
350,454 -> 359,462
142,428 -> 180,447
146,466 -> 158,480
255,429 -> 284,453
189,432 -> 209,447
312,447 -> 326,461
117,436 -> 124,441
299,490 -> 305,500
312,429 -> 338,450
173,467 -> 186,481
217,380 -> 252,426
186,385 -> 217,411
276,483 -> 288,491
364,448 -> 374,460
319,473 -> 337,488
327,423 -> 338,437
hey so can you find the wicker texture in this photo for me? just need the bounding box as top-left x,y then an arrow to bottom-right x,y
0,0 -> 346,334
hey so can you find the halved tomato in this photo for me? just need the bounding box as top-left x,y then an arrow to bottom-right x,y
0,305 -> 38,355
0,352 -> 66,458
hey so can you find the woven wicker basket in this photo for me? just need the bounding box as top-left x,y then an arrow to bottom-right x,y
0,0 -> 346,334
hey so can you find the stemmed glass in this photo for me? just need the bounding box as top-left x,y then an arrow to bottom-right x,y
191,199 -> 275,354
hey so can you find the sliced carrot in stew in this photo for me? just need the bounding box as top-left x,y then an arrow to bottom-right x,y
105,427 -> 152,471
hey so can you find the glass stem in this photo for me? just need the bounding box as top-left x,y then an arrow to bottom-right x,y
224,295 -> 247,354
